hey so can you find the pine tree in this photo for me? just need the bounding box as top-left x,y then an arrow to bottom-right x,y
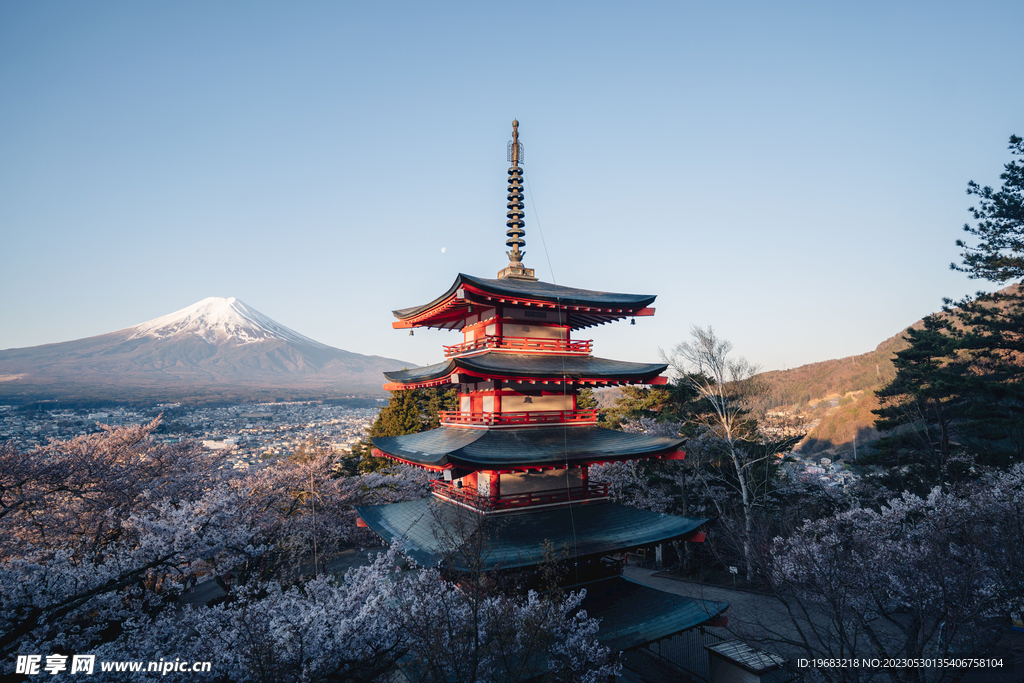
873,135 -> 1024,483
369,390 -> 422,438
575,387 -> 598,410
871,315 -> 967,484
603,382 -> 698,428
953,135 -> 1024,282
353,387 -> 459,473
945,135 -> 1024,465
952,290 -> 1024,464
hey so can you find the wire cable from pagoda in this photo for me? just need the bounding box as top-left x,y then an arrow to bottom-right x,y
523,171 -> 556,285
555,294 -> 580,588
526,173 -> 578,583
523,169 -> 578,586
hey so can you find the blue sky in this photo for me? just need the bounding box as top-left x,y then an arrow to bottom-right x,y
2,1 -> 1021,372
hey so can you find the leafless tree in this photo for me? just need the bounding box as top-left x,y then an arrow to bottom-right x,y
663,325 -> 800,582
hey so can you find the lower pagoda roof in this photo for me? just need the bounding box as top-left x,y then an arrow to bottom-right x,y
354,497 -> 708,571
371,424 -> 684,470
383,353 -> 667,389
580,577 -> 729,651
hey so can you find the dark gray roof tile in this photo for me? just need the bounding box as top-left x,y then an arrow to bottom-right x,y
355,497 -> 707,571
581,577 -> 729,651
371,425 -> 683,468
383,353 -> 666,384
393,273 -> 656,320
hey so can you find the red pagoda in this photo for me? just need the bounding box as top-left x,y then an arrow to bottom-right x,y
356,121 -> 727,654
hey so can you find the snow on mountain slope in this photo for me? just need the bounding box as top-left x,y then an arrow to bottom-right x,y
126,297 -> 331,348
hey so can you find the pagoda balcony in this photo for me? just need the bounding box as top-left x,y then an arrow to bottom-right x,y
430,479 -> 610,512
439,409 -> 598,427
443,335 -> 593,357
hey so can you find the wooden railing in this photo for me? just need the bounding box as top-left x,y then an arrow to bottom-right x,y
439,409 -> 598,427
431,480 -> 610,511
444,335 -> 592,357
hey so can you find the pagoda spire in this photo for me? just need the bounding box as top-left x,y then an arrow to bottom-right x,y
498,119 -> 537,280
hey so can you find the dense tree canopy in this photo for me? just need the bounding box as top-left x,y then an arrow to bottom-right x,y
770,466 -> 1024,683
2,420 -> 616,682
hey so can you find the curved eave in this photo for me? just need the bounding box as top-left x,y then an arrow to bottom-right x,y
370,425 -> 686,470
372,446 -> 686,472
354,497 -> 709,571
382,354 -> 668,390
391,274 -> 657,330
582,578 -> 730,652
382,358 -> 455,385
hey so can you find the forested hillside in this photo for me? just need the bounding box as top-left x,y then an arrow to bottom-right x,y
758,332 -> 907,410
753,331 -> 907,456
597,324 -> 908,456
756,283 -> 1022,457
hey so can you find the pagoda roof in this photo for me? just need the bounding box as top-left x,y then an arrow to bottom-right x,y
581,577 -> 729,651
372,424 -> 683,469
392,273 -> 657,330
383,353 -> 667,389
354,497 -> 707,571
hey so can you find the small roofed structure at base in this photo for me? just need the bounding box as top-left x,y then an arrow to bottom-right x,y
357,119 -> 727,655
705,641 -> 788,682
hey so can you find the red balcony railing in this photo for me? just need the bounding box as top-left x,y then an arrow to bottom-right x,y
431,479 -> 610,511
444,335 -> 592,357
439,409 -> 598,427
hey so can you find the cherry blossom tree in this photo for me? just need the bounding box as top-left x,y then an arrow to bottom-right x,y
228,439 -> 429,579
0,421 -> 431,659
0,420 -> 261,657
107,545 -> 618,683
2,420 -> 620,682
765,465 -> 1024,682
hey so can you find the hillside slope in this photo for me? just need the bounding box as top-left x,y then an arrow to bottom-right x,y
759,331 -> 908,410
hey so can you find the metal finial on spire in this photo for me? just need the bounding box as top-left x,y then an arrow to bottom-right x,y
498,119 -> 537,280
507,119 -> 522,166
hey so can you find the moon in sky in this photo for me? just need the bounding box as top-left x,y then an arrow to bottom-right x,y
441,247 -> 446,253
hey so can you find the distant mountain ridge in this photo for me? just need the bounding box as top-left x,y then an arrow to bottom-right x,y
757,288 -> 1022,457
758,286 -> 1023,412
0,298 -> 412,402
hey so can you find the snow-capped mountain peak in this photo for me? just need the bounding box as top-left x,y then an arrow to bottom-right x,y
126,297 -> 329,347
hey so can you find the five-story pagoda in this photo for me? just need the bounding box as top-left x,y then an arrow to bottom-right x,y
356,121 -> 727,654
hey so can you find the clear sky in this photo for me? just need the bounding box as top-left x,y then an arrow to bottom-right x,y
2,1 -> 1021,372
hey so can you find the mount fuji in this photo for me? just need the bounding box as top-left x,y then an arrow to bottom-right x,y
0,298 -> 412,401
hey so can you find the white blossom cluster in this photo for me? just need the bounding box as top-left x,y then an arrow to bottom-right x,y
769,465 -> 1024,670
1,420 -> 618,682
101,545 -> 617,682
